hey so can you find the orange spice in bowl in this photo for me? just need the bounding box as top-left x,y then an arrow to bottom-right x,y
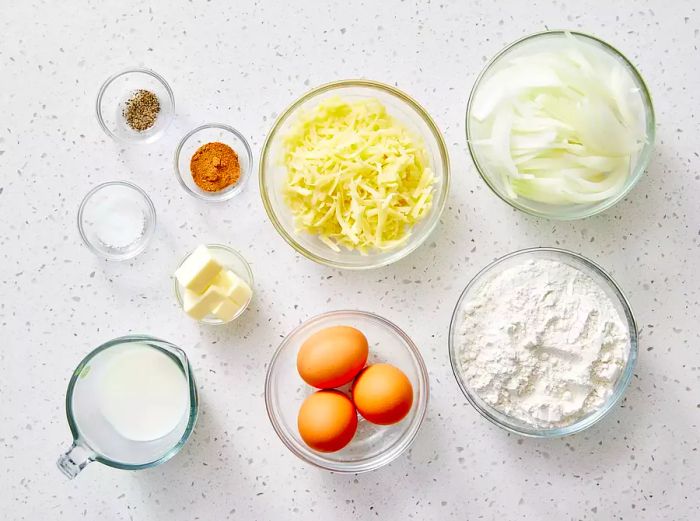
190,142 -> 240,192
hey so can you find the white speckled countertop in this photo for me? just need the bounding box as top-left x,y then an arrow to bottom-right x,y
1,0 -> 699,519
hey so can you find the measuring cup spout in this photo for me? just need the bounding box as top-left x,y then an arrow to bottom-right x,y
57,442 -> 95,479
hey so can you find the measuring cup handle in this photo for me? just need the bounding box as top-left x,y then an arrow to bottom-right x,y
57,442 -> 95,479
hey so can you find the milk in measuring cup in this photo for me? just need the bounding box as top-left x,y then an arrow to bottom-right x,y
96,342 -> 189,441
58,335 -> 197,478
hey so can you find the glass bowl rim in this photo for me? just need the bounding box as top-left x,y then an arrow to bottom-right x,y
464,30 -> 656,221
259,78 -> 451,270
173,243 -> 254,325
95,67 -> 175,144
264,309 -> 430,473
76,180 -> 157,261
173,123 -> 254,202
64,334 -> 199,470
447,246 -> 639,438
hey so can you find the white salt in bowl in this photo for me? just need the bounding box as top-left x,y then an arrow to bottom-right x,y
77,181 -> 156,261
447,247 -> 638,437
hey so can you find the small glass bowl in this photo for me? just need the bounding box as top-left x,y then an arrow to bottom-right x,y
466,31 -> 655,220
448,247 -> 638,437
174,124 -> 253,202
77,181 -> 156,261
265,310 -> 429,473
96,68 -> 175,144
173,244 -> 254,325
259,79 -> 450,270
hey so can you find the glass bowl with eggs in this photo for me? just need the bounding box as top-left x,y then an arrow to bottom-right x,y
265,310 -> 429,472
259,79 -> 450,270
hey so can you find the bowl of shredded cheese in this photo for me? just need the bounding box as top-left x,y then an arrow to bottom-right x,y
260,80 -> 450,269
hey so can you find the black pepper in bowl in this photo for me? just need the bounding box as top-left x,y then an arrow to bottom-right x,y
123,89 -> 160,131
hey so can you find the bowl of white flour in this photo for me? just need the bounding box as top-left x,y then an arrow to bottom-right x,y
448,247 -> 637,437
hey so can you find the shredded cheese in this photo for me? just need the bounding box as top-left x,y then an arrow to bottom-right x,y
282,97 -> 435,254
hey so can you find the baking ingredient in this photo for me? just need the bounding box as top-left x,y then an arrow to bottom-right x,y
179,268 -> 251,321
181,269 -> 251,322
211,269 -> 252,306
182,285 -> 231,321
97,342 -> 189,441
297,326 -> 368,388
455,258 -> 630,429
283,97 -> 435,253
211,298 -> 240,322
175,245 -> 224,294
469,32 -> 647,205
190,142 -> 241,192
123,89 -> 160,132
352,363 -> 413,425
91,189 -> 147,250
175,245 -> 252,322
297,390 -> 358,452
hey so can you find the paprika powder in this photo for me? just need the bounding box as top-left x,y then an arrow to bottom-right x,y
190,142 -> 241,192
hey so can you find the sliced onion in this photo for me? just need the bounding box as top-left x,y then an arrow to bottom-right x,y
470,32 -> 646,206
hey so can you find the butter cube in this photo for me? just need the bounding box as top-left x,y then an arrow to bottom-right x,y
182,285 -> 228,320
175,245 -> 223,293
212,298 -> 241,322
212,269 -> 252,307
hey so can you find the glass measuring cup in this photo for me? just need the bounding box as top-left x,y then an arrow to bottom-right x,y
57,335 -> 198,478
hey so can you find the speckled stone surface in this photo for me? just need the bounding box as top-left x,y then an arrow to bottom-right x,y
1,1 -> 699,519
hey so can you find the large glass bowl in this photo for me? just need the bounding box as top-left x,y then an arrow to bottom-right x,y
466,31 -> 655,220
259,80 -> 450,270
265,310 -> 429,472
448,247 -> 638,437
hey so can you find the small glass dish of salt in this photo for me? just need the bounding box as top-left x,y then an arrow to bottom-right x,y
78,181 -> 156,261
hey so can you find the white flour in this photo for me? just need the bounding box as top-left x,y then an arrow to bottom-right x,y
456,258 -> 629,429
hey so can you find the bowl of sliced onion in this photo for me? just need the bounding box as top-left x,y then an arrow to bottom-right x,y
260,79 -> 450,270
466,30 -> 655,220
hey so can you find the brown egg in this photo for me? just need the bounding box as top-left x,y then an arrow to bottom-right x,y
297,326 -> 369,388
297,390 -> 358,452
352,363 -> 413,425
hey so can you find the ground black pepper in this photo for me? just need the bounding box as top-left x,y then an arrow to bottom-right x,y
123,89 -> 160,131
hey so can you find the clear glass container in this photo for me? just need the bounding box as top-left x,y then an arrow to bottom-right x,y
57,335 -> 198,478
265,310 -> 429,473
466,31 -> 655,220
448,247 -> 638,437
174,124 -> 253,202
77,181 -> 156,261
173,244 -> 254,325
96,67 -> 175,144
259,79 -> 450,270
